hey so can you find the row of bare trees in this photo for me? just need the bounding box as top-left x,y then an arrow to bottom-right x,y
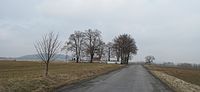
63,30 -> 138,64
34,30 -> 138,76
113,34 -> 138,64
62,29 -> 104,63
157,62 -> 200,70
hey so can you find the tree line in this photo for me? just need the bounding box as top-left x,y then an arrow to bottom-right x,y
62,29 -> 138,64
34,29 -> 138,76
159,62 -> 200,70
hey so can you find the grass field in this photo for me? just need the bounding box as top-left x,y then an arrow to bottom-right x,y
146,65 -> 200,86
0,61 -> 123,92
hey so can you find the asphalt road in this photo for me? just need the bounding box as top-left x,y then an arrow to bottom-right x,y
57,65 -> 172,92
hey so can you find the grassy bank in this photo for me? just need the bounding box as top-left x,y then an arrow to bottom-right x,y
0,61 -> 123,92
145,65 -> 200,86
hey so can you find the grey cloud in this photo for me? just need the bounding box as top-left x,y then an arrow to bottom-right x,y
0,0 -> 200,64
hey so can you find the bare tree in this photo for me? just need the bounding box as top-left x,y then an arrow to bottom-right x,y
34,32 -> 61,77
112,42 -> 120,61
64,31 -> 85,63
84,29 -> 102,63
106,42 -> 114,61
113,34 -> 137,64
96,39 -> 105,61
145,56 -> 155,64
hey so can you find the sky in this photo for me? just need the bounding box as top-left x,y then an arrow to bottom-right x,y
0,0 -> 200,64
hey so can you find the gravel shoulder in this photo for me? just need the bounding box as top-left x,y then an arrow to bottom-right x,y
151,71 -> 200,92
145,65 -> 200,92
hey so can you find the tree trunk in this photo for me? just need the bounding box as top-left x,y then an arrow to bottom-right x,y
121,56 -> 124,64
45,62 -> 49,77
120,49 -> 123,64
76,56 -> 79,63
90,54 -> 94,63
117,54 -> 119,61
78,47 -> 81,62
127,53 -> 130,64
108,48 -> 110,61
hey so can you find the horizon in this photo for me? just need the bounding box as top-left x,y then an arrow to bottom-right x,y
0,0 -> 200,64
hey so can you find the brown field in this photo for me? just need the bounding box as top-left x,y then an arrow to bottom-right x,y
145,65 -> 200,86
0,61 -> 123,92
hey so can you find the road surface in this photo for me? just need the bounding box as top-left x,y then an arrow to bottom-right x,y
57,65 -> 172,92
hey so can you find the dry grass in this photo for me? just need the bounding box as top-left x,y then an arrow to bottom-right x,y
0,61 -> 123,92
145,65 -> 200,86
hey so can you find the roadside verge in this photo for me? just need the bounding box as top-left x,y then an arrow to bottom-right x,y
145,65 -> 200,92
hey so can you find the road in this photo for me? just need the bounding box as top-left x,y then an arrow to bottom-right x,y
56,65 -> 172,92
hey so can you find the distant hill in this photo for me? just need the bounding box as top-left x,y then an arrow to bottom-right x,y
0,57 -> 9,59
16,54 -> 71,61
0,57 -> 15,61
0,57 -> 14,59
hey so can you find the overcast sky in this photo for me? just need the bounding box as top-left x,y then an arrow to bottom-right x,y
0,0 -> 200,64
